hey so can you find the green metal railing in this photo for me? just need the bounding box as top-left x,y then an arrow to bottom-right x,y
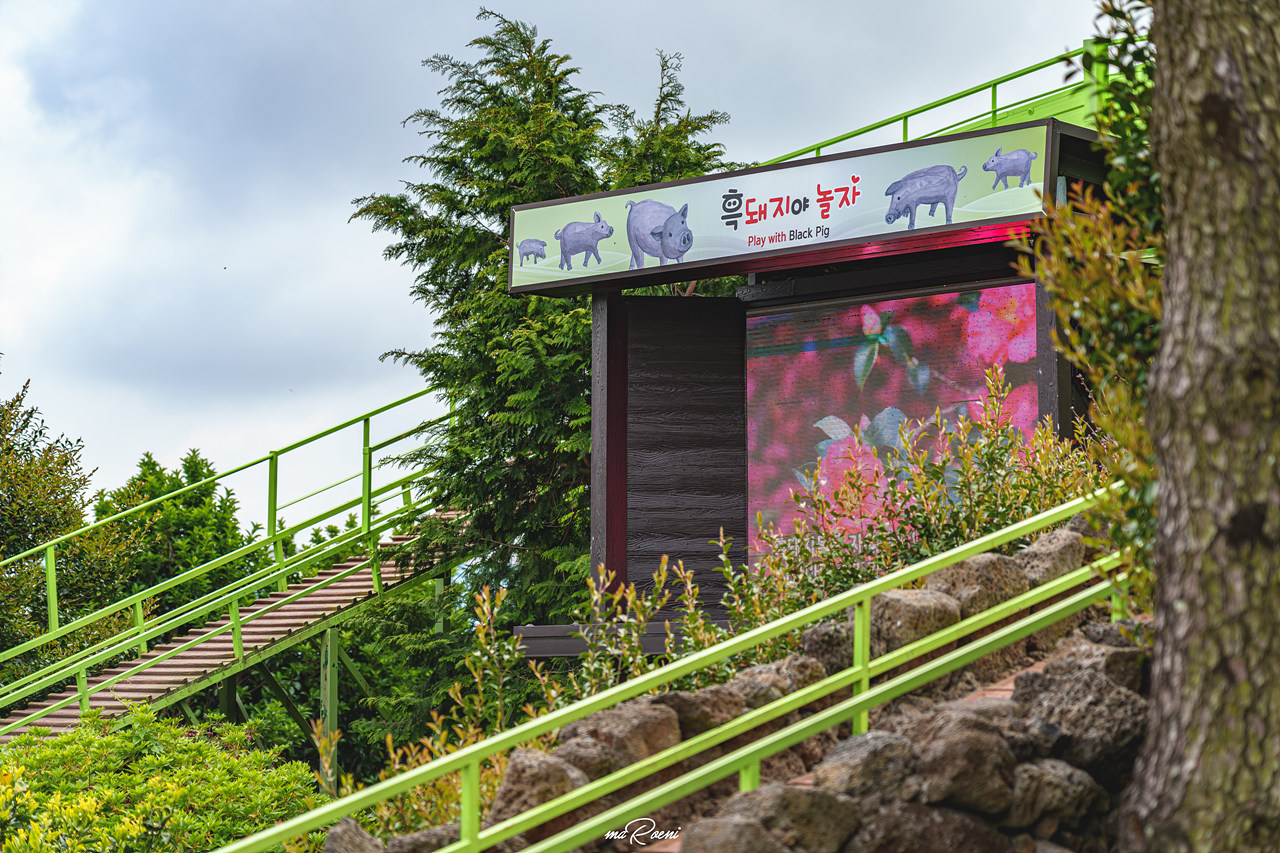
217,487 -> 1123,853
0,388 -> 441,732
763,38 -> 1108,165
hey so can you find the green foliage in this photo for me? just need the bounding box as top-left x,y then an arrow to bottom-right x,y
350,8 -> 738,736
806,368 -> 1111,576
299,377 -> 1105,841
651,368 -> 1111,688
0,372 -> 144,683
0,706 -> 319,852
1021,0 -> 1159,617
603,50 -> 734,192
94,450 -> 268,617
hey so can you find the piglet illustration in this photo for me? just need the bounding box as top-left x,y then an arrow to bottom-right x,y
517,238 -> 547,266
625,200 -> 694,269
883,165 -> 967,230
555,213 -> 614,270
982,147 -> 1039,190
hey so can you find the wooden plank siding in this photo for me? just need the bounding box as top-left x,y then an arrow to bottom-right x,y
624,297 -> 747,618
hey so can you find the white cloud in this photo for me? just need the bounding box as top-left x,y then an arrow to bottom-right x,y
0,0 -> 1099,529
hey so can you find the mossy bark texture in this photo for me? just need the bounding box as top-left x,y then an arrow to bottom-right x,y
1122,3 -> 1280,851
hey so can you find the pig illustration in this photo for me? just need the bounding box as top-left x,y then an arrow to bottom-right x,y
624,200 -> 694,269
555,213 -> 614,271
983,147 -> 1039,190
517,238 -> 547,266
883,165 -> 968,230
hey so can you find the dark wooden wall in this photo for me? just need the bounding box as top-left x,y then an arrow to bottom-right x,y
589,296 -> 747,618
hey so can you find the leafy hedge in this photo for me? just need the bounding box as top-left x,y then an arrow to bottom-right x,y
0,706 -> 321,852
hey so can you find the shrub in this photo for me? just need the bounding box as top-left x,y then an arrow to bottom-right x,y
1017,0 -> 1160,620
285,372 -> 1107,843
0,706 -> 319,852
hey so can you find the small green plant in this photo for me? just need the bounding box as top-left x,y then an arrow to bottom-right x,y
282,587 -> 546,851
0,706 -> 318,852
756,366 -> 1109,585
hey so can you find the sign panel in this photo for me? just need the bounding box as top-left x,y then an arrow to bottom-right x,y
745,282 -> 1038,550
509,121 -> 1052,294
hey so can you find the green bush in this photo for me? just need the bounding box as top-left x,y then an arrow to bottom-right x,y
0,706 -> 321,852
1018,0 -> 1160,620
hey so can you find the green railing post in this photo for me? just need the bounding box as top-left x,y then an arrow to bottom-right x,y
1084,37 -> 1107,120
362,418 -> 381,593
321,628 -> 339,790
132,601 -> 146,657
218,676 -> 238,722
75,668 -> 88,713
852,598 -> 871,735
433,576 -> 445,634
738,761 -> 761,792
230,599 -> 243,661
461,760 -> 481,851
268,452 -> 286,592
901,115 -> 909,142
990,83 -> 999,127
45,545 -> 58,631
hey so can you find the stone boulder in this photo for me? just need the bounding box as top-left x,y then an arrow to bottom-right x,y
801,621 -> 856,682
486,750 -> 590,843
867,589 -> 962,661
847,802 -> 1014,853
932,697 -> 1062,762
1081,619 -> 1151,649
325,819 -> 384,853
1000,758 -> 1107,832
924,553 -> 1031,682
550,734 -> 625,781
557,698 -> 680,765
1012,668 -> 1147,787
738,655 -> 827,696
718,783 -> 861,853
383,825 -> 527,853
812,730 -> 916,801
924,553 -> 1029,619
1014,528 -> 1089,652
653,684 -> 747,740
1042,634 -> 1147,695
897,710 -> 1017,814
1014,529 -> 1087,587
681,816 -> 790,853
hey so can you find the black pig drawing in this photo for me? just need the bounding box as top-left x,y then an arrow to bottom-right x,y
517,238 -> 547,266
555,213 -> 614,270
982,147 -> 1039,190
884,165 -> 967,230
625,200 -> 694,269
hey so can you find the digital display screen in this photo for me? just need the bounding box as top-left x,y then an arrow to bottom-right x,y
746,282 -> 1039,548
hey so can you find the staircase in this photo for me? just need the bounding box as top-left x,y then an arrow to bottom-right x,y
0,537 -> 431,742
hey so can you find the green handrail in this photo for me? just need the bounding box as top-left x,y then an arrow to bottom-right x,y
763,38 -> 1106,164
0,477 -> 426,732
215,486 -> 1120,853
0,387 -> 439,724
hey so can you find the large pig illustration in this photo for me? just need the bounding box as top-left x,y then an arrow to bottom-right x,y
555,213 -> 614,270
625,200 -> 694,269
982,146 -> 1039,190
883,165 -> 967,230
517,238 -> 547,266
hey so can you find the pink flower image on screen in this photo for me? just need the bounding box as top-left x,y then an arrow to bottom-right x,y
746,282 -> 1039,550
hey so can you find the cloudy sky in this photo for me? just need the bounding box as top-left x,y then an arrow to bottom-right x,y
0,0 -> 1100,527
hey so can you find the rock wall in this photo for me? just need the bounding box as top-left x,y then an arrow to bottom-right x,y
326,518 -> 1124,853
683,625 -> 1150,853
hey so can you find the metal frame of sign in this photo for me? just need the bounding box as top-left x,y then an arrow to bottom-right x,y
508,119 -> 1091,297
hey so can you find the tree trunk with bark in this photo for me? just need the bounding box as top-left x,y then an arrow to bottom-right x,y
1121,3 -> 1280,851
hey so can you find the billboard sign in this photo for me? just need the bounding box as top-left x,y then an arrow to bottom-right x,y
509,121 -> 1054,295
